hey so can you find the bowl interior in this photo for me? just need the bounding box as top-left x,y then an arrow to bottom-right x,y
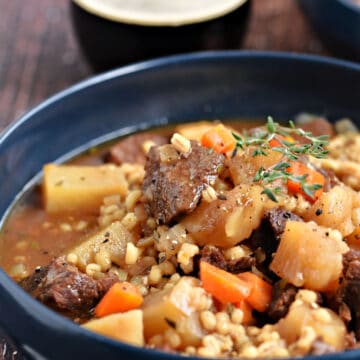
0,51 -> 359,360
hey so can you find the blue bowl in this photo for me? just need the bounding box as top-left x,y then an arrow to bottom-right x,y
0,51 -> 359,360
299,0 -> 360,60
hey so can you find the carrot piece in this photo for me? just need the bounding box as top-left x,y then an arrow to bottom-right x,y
95,282 -> 143,318
237,272 -> 272,312
269,135 -> 294,148
269,137 -> 283,148
234,299 -> 254,325
201,124 -> 236,154
200,261 -> 252,304
286,161 -> 325,202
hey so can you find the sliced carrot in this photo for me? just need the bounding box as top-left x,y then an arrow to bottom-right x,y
234,299 -> 254,325
237,272 -> 272,312
95,282 -> 143,318
201,124 -> 236,154
269,137 -> 283,148
200,261 -> 252,304
286,161 -> 325,202
269,135 -> 294,148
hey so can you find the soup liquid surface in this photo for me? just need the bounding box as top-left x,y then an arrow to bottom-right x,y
0,120 -> 259,279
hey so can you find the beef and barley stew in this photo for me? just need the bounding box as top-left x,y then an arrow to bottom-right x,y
1,116 -> 360,358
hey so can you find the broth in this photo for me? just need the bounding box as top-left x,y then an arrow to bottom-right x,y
1,117 -> 358,358
0,121 -> 258,277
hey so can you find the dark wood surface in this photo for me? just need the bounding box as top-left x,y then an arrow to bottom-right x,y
0,0 -> 341,132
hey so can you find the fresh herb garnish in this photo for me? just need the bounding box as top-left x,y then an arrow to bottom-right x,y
232,117 -> 329,202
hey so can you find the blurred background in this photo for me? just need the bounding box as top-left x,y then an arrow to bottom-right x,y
2,0 -> 359,132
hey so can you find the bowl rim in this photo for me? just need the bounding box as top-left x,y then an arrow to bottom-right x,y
1,49 -> 359,142
337,0 -> 360,14
1,50 -> 360,359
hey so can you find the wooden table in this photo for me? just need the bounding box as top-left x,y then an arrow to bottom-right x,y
0,0 -> 344,132
0,0 -> 355,358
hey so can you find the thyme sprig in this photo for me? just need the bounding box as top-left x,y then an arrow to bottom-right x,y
233,117 -> 329,160
232,117 -> 329,202
254,164 -> 323,202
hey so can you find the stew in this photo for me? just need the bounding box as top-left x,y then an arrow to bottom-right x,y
1,116 -> 360,358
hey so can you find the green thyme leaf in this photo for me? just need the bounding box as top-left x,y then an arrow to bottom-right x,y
261,188 -> 278,203
232,116 -> 329,202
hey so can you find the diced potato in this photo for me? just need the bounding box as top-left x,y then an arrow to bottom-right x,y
43,164 -> 128,214
276,291 -> 346,351
142,277 -> 205,346
227,148 -> 283,186
68,221 -> 133,271
182,185 -> 266,247
270,221 -> 349,291
156,224 -> 190,259
82,309 -> 144,346
175,121 -> 218,142
176,313 -> 204,347
302,185 -> 354,236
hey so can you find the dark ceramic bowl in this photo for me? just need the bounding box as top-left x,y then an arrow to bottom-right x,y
70,0 -> 250,71
298,0 -> 360,60
0,51 -> 360,360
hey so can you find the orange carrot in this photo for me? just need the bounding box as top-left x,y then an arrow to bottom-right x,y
269,135 -> 295,148
201,124 -> 236,154
234,299 -> 254,325
95,282 -> 143,318
286,161 -> 325,202
237,272 -> 272,312
200,261 -> 252,304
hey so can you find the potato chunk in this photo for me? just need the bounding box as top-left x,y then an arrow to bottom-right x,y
276,290 -> 346,351
68,221 -> 133,271
227,148 -> 283,186
182,185 -> 266,247
175,121 -> 219,142
270,221 -> 348,291
142,277 -> 205,346
43,164 -> 128,214
82,309 -> 144,346
302,185 -> 354,237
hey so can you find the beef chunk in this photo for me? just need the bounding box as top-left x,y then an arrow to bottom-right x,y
337,250 -> 360,338
227,257 -> 256,273
200,246 -> 228,271
245,208 -> 303,279
20,256 -> 118,319
199,245 -> 255,274
267,281 -> 298,322
265,208 -> 303,239
143,141 -> 224,224
294,115 -> 335,142
339,302 -> 352,326
344,332 -> 359,349
107,133 -> 168,166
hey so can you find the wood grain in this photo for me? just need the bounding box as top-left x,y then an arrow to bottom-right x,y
0,0 -> 337,131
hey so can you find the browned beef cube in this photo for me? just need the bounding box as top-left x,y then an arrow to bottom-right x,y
20,256 -> 118,319
143,141 -> 224,224
337,250 -> 360,339
108,133 -> 168,165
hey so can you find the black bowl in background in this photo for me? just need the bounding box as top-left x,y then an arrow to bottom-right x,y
70,1 -> 251,72
0,51 -> 359,360
299,0 -> 360,60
